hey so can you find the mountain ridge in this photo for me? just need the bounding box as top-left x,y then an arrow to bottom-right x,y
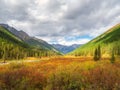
0,24 -> 59,52
70,23 -> 120,57
0,24 -> 61,60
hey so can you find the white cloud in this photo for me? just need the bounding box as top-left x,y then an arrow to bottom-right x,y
7,20 -> 33,35
57,38 -> 90,46
0,0 -> 120,45
36,36 -> 90,45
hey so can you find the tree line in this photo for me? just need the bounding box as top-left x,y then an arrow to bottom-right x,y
0,38 -> 58,62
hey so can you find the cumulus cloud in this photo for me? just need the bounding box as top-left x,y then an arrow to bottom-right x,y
0,0 -> 120,45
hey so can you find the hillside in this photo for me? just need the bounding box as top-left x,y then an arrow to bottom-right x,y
0,24 -> 59,52
0,24 -> 30,40
25,37 -> 58,52
0,25 -> 60,60
70,24 -> 120,57
52,44 -> 81,54
0,25 -> 30,60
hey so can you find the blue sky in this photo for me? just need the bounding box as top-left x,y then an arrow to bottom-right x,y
49,35 -> 94,45
0,0 -> 120,45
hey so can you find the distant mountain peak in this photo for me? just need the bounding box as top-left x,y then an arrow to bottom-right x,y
52,44 -> 81,54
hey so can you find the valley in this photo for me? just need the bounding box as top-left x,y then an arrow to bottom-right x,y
0,23 -> 120,90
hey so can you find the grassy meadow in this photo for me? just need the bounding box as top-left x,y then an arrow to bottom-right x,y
0,57 -> 120,90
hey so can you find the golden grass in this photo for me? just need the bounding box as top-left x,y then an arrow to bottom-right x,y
0,57 -> 120,90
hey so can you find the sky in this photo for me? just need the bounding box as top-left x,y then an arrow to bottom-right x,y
0,0 -> 120,45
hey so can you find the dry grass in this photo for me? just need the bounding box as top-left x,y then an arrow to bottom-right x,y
0,57 -> 120,90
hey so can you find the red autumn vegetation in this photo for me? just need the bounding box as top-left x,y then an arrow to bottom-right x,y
0,57 -> 120,90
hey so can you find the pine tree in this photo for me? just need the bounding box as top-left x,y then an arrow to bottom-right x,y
94,45 -> 101,61
98,45 -> 101,60
94,48 -> 98,61
110,51 -> 115,64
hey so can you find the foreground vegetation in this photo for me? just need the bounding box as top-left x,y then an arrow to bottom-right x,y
0,57 -> 120,90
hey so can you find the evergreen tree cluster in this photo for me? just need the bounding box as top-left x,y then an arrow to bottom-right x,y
110,51 -> 115,64
0,39 -> 57,62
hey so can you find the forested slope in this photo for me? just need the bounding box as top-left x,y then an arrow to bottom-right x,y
70,24 -> 120,57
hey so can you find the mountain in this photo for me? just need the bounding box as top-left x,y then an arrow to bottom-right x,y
0,25 -> 31,60
70,24 -> 120,57
0,24 -> 30,40
0,24 -> 59,52
0,24 -> 61,60
52,44 -> 81,54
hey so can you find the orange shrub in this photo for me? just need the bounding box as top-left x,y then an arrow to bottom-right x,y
0,57 -> 120,90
